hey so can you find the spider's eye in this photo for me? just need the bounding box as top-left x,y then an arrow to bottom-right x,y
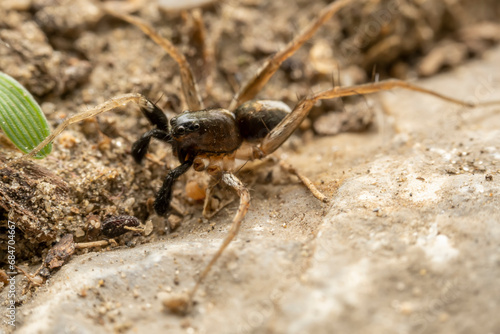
189,123 -> 200,131
176,126 -> 186,135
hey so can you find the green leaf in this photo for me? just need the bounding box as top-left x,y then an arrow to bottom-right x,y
0,72 -> 52,159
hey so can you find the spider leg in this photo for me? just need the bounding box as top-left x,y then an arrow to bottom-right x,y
311,79 -> 478,106
132,98 -> 171,163
102,7 -> 204,111
163,172 -> 249,314
233,78 -> 492,201
258,79 -> 482,158
279,160 -> 329,203
14,94 -> 144,163
233,100 -> 328,202
131,128 -> 171,163
154,159 -> 193,216
202,177 -> 219,219
190,172 -> 250,300
258,96 -> 316,157
138,97 -> 169,131
229,0 -> 352,111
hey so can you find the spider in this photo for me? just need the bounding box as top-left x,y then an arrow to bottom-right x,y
19,0 -> 494,314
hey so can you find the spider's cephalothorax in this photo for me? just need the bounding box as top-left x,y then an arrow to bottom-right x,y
131,98 -> 291,216
170,109 -> 242,161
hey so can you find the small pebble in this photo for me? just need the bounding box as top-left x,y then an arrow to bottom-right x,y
161,293 -> 191,315
185,181 -> 206,201
168,215 -> 183,231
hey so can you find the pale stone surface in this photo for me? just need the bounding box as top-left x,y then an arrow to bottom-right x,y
10,47 -> 500,334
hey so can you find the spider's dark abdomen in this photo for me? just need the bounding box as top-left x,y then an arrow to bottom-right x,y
170,108 -> 242,162
234,100 -> 291,142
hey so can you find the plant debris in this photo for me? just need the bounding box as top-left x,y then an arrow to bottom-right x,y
44,234 -> 76,270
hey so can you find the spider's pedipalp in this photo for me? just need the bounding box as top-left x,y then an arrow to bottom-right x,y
132,97 -> 172,163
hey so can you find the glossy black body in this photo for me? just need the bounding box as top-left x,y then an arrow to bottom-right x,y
234,100 -> 290,142
170,109 -> 242,162
132,98 -> 290,216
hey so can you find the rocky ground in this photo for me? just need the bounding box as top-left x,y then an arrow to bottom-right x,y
1,0 -> 500,333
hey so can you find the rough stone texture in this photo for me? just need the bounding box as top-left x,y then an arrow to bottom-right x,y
5,46 -> 500,334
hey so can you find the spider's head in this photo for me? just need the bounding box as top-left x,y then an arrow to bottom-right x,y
169,109 -> 242,163
170,113 -> 202,139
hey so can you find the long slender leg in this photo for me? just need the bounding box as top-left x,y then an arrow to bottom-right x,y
311,79 -> 477,106
202,177 -> 219,218
132,128 -> 171,163
228,0 -> 352,111
191,173 -> 249,297
163,172 -> 250,314
231,78 -> 496,202
101,7 -> 204,111
154,160 -> 193,216
202,182 -> 237,220
11,94 -> 144,164
191,8 -> 215,96
279,160 -> 329,203
234,100 -> 328,202
258,79 -> 482,157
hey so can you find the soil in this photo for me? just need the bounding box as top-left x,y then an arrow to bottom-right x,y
0,0 -> 500,333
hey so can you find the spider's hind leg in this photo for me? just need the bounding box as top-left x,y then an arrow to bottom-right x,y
245,78 -> 489,202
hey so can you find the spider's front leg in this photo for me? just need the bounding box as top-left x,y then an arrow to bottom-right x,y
154,159 -> 193,216
130,98 -> 194,216
131,98 -> 171,163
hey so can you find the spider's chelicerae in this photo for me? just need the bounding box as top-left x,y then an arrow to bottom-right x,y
21,0 -> 494,313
